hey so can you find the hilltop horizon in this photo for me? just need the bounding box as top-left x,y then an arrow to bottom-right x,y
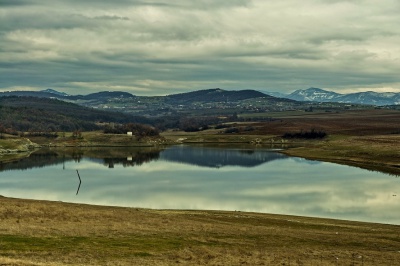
1,87 -> 399,106
1,86 -> 400,97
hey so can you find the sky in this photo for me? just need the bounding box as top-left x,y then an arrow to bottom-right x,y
1,0 -> 400,96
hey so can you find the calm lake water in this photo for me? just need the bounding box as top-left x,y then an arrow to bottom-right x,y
0,145 -> 399,225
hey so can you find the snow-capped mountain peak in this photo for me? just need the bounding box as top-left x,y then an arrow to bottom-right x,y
283,88 -> 400,106
287,88 -> 342,102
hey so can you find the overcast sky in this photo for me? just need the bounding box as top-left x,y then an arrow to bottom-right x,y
1,0 -> 400,95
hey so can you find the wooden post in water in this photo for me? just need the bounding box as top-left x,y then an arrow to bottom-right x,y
76,169 -> 82,195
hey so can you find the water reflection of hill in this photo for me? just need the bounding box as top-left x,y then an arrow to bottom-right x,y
159,146 -> 287,168
0,146 -> 287,171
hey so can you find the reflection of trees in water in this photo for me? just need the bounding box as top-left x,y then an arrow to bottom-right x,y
103,151 -> 160,168
0,146 -> 286,171
239,150 -> 255,155
0,150 -> 64,171
0,148 -> 163,171
1,146 -> 398,176
71,150 -> 84,163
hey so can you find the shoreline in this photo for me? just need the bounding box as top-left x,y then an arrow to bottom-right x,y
0,137 -> 400,176
280,149 -> 400,176
2,134 -> 399,176
279,135 -> 400,176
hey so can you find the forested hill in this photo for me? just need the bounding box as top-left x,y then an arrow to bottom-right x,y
0,90 -> 134,101
0,96 -> 150,133
166,88 -> 282,103
62,91 -> 135,101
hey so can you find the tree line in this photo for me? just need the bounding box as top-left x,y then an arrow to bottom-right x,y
103,123 -> 159,139
0,96 -> 152,135
282,129 -> 327,139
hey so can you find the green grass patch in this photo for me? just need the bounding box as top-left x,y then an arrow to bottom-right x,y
0,235 -> 88,252
0,234 -> 185,259
0,139 -> 20,149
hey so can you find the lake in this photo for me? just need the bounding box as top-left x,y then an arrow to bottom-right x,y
0,145 -> 399,225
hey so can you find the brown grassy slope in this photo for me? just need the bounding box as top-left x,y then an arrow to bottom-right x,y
1,196 -> 400,265
282,134 -> 400,175
251,109 -> 400,136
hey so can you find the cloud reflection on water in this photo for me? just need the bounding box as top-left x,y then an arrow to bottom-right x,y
0,146 -> 399,225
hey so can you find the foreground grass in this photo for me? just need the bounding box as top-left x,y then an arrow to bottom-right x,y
1,196 -> 400,265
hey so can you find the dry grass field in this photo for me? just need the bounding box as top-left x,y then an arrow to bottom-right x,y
1,196 -> 400,265
248,109 -> 400,136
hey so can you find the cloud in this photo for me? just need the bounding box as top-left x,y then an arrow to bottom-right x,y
0,0 -> 33,7
1,0 -> 400,95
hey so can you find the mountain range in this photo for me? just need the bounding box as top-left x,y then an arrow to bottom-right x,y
0,88 -> 279,103
1,87 -> 399,108
0,88 -> 299,116
266,87 -> 400,106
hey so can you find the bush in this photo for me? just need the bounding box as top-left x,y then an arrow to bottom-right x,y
25,132 -> 59,138
224,127 -> 239,134
215,124 -> 230,129
183,126 -> 201,132
243,126 -> 255,132
282,129 -> 327,139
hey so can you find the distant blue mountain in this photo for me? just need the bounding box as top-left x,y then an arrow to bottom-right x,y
284,88 -> 400,106
1,89 -> 135,100
287,88 -> 341,102
262,91 -> 288,99
41,88 -> 70,96
2,87 -> 398,106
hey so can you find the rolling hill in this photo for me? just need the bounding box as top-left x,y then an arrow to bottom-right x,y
0,96 -> 150,133
0,88 -> 299,116
2,87 -> 399,106
165,88 -> 281,103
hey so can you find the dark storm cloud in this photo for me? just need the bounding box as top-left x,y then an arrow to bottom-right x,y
0,0 -> 33,7
1,0 -> 399,95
